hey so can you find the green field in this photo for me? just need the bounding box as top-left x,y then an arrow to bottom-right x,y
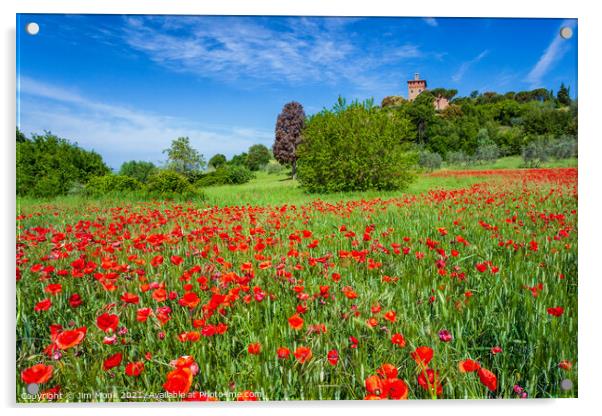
17,156 -> 578,211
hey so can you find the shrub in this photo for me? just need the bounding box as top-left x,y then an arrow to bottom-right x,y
146,170 -> 201,199
196,165 -> 254,187
522,140 -> 549,167
297,98 -> 417,193
85,175 -> 144,196
549,136 -> 577,159
447,150 -> 469,166
473,144 -> 500,163
265,161 -> 286,175
418,150 -> 442,171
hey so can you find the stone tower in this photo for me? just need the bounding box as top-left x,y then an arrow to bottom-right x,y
407,72 -> 427,101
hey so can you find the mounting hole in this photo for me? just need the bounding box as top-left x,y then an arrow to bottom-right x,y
26,22 -> 40,36
560,27 -> 573,40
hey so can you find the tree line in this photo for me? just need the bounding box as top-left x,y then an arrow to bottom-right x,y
16,83 -> 577,198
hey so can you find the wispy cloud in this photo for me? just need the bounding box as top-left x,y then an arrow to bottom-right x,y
423,18 -> 438,27
452,49 -> 489,82
526,19 -> 576,88
118,16 -> 429,93
17,76 -> 273,169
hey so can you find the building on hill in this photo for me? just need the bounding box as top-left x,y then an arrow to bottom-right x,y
407,73 -> 426,101
407,72 -> 450,111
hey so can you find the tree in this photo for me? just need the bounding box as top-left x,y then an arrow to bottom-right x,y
557,83 -> 571,106
246,144 -> 271,171
119,160 -> 157,183
407,91 -> 436,144
16,128 -> 27,143
381,96 -> 406,107
229,153 -> 248,166
297,99 -> 416,192
208,154 -> 227,169
274,101 -> 305,179
17,131 -> 109,197
163,137 -> 205,178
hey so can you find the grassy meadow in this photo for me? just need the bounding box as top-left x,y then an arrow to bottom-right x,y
16,159 -> 578,401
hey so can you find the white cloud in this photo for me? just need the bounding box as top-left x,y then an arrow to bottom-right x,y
526,19 -> 576,88
423,18 -> 438,27
17,76 -> 273,169
452,49 -> 489,82
119,16 -> 426,93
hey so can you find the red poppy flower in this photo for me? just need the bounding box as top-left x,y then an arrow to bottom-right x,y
125,362 -> 144,377
69,293 -> 82,308
558,360 -> 573,370
96,313 -> 119,333
44,283 -> 62,295
55,327 -> 86,350
382,377 -> 409,400
458,359 -> 481,373
377,363 -> 398,379
170,255 -> 184,265
288,313 -> 304,330
179,292 -> 200,309
391,333 -> 406,347
136,308 -> 152,322
411,346 -> 434,367
547,306 -> 565,317
383,310 -> 396,323
34,298 -> 52,312
477,367 -> 497,391
277,347 -> 290,359
365,374 -> 383,396
417,368 -> 443,396
248,342 -> 261,355
163,367 -> 193,394
327,349 -> 339,366
491,346 -> 503,355
151,255 -> 164,267
21,363 -> 54,384
293,346 -> 312,363
103,353 -> 123,371
121,292 -> 140,304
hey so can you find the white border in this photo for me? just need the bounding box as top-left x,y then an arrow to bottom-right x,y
2,1 -> 601,416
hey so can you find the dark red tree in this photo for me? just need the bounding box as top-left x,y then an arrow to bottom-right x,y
274,101 -> 305,178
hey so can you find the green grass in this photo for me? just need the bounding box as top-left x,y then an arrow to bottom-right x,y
17,172 -> 491,214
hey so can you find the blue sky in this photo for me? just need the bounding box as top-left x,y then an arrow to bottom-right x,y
17,15 -> 577,169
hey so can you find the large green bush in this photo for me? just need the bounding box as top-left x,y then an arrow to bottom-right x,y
17,131 -> 110,197
146,170 -> 202,199
85,175 -> 143,196
297,99 -> 417,192
196,165 -> 254,187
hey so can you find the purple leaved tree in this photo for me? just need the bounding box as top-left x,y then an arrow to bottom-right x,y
273,101 -> 305,179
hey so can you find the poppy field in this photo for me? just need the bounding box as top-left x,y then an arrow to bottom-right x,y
16,168 -> 578,402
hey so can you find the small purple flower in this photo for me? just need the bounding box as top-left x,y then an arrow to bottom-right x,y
117,326 -> 128,336
158,331 -> 166,340
438,329 -> 453,342
520,392 -> 528,399
52,351 -> 62,361
513,385 -> 524,394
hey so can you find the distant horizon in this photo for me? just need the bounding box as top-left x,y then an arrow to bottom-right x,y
17,15 -> 578,169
